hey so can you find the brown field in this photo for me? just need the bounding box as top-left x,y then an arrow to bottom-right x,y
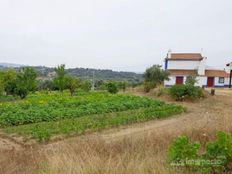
0,89 -> 232,174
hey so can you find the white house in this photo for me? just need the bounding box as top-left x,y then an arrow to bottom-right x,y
164,52 -> 231,88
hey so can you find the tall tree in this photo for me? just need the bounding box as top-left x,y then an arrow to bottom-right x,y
0,72 -> 5,96
144,65 -> 169,92
65,76 -> 80,96
3,69 -> 17,95
14,67 -> 37,99
54,64 -> 67,92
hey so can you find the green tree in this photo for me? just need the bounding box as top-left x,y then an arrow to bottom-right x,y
38,80 -> 56,91
66,76 -> 80,96
3,69 -> 17,95
144,65 -> 169,92
54,64 -> 67,92
106,82 -> 118,94
80,80 -> 92,92
0,72 -> 5,95
14,67 -> 37,99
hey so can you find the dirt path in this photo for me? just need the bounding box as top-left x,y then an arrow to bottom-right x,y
1,89 -> 232,151
46,90 -> 232,149
0,133 -> 23,151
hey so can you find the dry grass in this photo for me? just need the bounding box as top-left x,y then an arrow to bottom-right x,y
0,89 -> 232,174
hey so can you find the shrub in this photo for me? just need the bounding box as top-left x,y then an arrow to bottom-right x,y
169,84 -> 204,101
80,81 -> 92,92
168,131 -> 232,174
168,136 -> 201,167
144,81 -> 155,93
106,82 -> 118,94
143,65 -> 169,92
185,76 -> 198,86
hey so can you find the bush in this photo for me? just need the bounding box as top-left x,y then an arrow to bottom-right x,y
80,81 -> 92,92
168,136 -> 201,167
168,131 -> 232,174
143,65 -> 169,93
169,84 -> 204,101
144,81 -> 155,93
106,82 -> 118,94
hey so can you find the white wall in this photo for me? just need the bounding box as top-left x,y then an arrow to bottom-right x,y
165,75 -> 207,87
214,77 -> 224,87
225,78 -> 230,86
164,76 -> 176,86
196,76 -> 207,87
167,60 -> 200,70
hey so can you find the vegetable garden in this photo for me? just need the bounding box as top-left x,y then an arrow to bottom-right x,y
0,91 -> 185,142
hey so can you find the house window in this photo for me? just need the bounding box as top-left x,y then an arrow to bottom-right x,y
218,77 -> 224,84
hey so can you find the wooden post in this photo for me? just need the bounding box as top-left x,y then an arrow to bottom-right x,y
211,88 -> 215,95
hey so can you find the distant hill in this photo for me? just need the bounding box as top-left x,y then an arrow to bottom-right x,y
0,63 -> 25,68
0,64 -> 143,83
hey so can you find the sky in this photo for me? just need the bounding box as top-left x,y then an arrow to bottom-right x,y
0,0 -> 232,72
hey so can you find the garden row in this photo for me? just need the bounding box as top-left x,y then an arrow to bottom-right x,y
0,92 -> 167,126
5,103 -> 185,142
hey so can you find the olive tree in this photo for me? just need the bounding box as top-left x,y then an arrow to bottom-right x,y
144,65 -> 169,92
54,64 -> 67,92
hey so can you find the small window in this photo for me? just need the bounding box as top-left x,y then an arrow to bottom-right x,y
218,77 -> 224,84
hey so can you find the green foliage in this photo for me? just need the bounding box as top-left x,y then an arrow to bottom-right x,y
80,80 -> 92,92
65,76 -> 80,96
168,131 -> 232,174
144,81 -> 155,93
185,76 -> 198,86
106,82 -> 119,94
0,95 -> 17,102
54,64 -> 67,92
14,67 -> 37,99
0,92 -> 173,126
0,70 -> 16,95
143,65 -> 169,92
3,69 -> 17,95
168,136 -> 201,167
202,132 -> 232,173
3,93 -> 185,142
38,80 -> 56,91
169,84 -> 204,101
0,72 -> 4,95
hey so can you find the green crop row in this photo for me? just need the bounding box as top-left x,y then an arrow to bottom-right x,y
5,104 -> 186,142
0,92 -> 166,126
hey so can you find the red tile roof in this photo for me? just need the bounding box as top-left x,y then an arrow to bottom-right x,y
205,70 -> 230,78
168,69 -> 230,78
167,53 -> 203,61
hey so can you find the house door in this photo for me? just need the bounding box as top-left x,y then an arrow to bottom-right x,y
176,76 -> 184,85
207,77 -> 215,87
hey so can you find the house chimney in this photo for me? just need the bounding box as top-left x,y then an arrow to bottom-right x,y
225,62 -> 232,73
167,49 -> 172,59
198,57 -> 206,76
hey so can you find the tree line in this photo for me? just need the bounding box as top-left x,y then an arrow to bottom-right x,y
0,64 -> 131,99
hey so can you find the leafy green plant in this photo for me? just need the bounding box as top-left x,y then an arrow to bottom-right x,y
54,64 -> 67,92
168,131 -> 232,174
168,136 -> 201,167
169,84 -> 204,101
106,82 -> 118,94
14,67 -> 38,99
0,92 -> 180,126
5,102 -> 185,142
143,65 -> 169,92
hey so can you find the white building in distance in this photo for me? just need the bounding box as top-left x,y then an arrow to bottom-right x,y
164,52 -> 231,88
